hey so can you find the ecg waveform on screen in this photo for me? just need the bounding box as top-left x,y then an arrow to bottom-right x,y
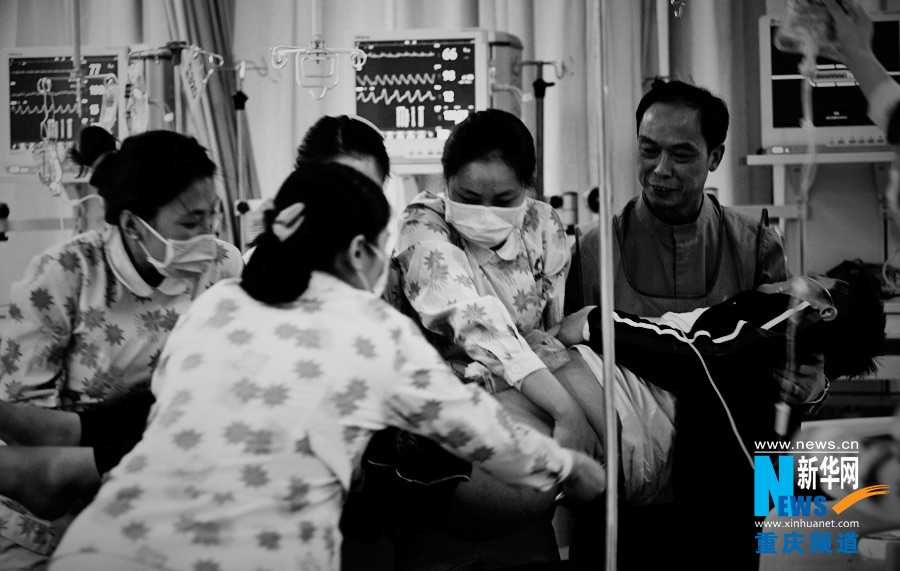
357,73 -> 436,87
11,103 -> 80,115
366,51 -> 436,59
7,54 -> 122,149
11,67 -> 79,75
15,90 -> 79,97
357,89 -> 436,105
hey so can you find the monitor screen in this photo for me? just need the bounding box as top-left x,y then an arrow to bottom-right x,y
354,37 -> 478,144
770,21 -> 900,129
8,54 -> 122,152
759,15 -> 900,150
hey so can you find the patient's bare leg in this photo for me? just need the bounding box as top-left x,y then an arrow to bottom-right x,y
0,447 -> 100,520
0,401 -> 81,446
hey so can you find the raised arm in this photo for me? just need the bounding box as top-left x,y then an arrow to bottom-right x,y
824,0 -> 899,134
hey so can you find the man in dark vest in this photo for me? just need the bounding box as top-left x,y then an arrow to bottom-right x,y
565,80 -> 830,567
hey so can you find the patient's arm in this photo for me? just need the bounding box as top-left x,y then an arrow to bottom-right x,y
0,446 -> 100,520
0,401 -> 81,446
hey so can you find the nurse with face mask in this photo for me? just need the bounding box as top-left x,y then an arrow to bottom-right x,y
0,127 -> 241,570
48,162 -> 606,571
0,127 -> 242,411
384,109 -> 598,567
389,109 -> 596,454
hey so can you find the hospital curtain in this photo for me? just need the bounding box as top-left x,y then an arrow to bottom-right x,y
667,0 -> 772,207
588,0 -> 645,215
0,0 -> 146,49
162,0 -> 262,245
232,0 -> 646,221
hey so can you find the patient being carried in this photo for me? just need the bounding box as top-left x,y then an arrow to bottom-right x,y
554,270 -> 885,567
556,271 -> 885,502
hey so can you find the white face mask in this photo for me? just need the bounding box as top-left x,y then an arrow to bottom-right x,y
357,242 -> 389,296
444,198 -> 527,257
135,217 -> 218,280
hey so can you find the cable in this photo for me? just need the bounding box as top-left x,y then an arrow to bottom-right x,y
613,313 -> 756,470
51,191 -> 104,237
56,192 -> 103,208
55,194 -> 66,233
684,341 -> 755,470
796,46 -> 819,275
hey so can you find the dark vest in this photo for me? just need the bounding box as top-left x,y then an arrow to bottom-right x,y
569,194 -> 785,317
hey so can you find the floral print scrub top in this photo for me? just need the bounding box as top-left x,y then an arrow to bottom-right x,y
0,227 -> 242,409
49,272 -> 574,571
386,192 -> 571,393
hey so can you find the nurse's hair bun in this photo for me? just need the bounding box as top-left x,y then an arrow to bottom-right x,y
241,161 -> 390,304
69,126 -> 117,173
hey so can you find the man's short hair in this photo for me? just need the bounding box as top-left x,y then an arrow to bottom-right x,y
822,271 -> 886,379
635,80 -> 730,152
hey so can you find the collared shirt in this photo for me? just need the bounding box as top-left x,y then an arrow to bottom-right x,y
0,228 -> 242,408
566,193 -> 787,318
386,191 -> 571,391
620,194 -> 721,298
51,272 -> 573,571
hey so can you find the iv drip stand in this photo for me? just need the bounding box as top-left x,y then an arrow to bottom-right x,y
270,0 -> 367,100
517,60 -> 563,202
232,62 -> 250,251
167,41 -> 188,135
72,0 -> 84,130
592,1 -> 619,568
234,62 -> 248,205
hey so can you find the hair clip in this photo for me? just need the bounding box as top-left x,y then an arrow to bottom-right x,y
272,202 -> 306,241
345,114 -> 384,138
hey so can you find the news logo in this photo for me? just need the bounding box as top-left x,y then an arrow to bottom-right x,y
754,455 -> 829,517
753,453 -> 890,555
754,454 -> 889,516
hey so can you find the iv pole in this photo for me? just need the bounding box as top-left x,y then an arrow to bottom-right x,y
516,60 -> 565,202
270,0 -> 367,100
234,62 -> 248,205
232,61 -> 250,250
72,0 -> 84,128
593,1 -> 619,569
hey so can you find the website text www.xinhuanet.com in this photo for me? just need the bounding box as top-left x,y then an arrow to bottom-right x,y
756,519 -> 859,528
